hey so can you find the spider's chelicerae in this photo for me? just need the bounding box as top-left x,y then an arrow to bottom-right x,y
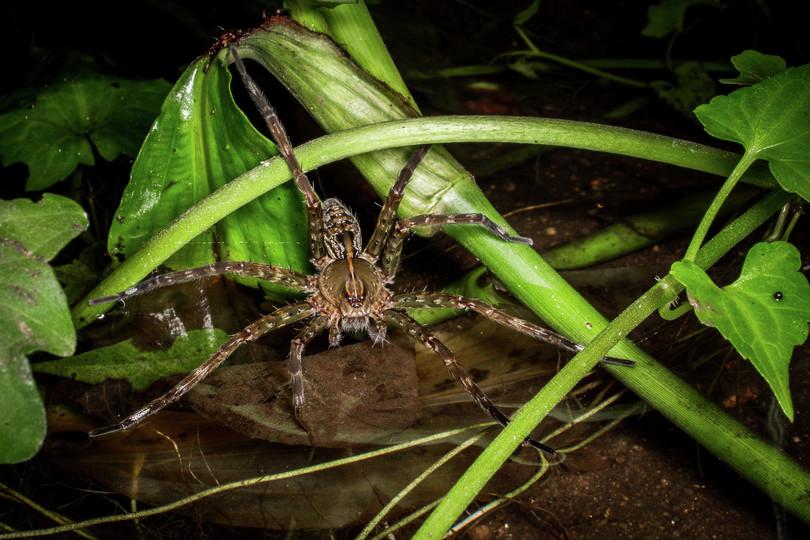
89,44 -> 623,453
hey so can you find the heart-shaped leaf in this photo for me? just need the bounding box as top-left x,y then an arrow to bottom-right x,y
0,194 -> 87,462
0,73 -> 169,191
720,50 -> 787,85
108,56 -> 309,293
671,241 -> 810,420
34,328 -> 229,391
694,64 -> 810,201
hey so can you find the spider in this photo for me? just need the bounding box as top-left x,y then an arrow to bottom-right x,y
88,44 -> 625,453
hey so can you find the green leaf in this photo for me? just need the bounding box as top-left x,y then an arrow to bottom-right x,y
54,251 -> 100,306
34,329 -> 229,391
720,50 -> 787,86
108,56 -> 309,293
0,194 -> 88,463
671,242 -> 810,420
0,73 -> 170,191
641,0 -> 721,38
652,62 -> 715,116
694,64 -> 810,201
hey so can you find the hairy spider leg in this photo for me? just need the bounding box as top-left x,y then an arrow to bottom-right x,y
89,261 -> 308,305
363,145 -> 431,260
381,214 -> 533,279
227,44 -> 326,263
393,292 -> 580,352
393,293 -> 634,367
384,310 -> 555,454
89,303 -> 314,437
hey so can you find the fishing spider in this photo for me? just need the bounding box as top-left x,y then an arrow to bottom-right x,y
89,44 -> 616,453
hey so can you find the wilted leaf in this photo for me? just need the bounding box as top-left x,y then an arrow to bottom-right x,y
720,50 -> 787,85
671,241 -> 810,420
0,73 -> 169,190
694,64 -> 810,201
0,194 -> 87,462
34,328 -> 229,391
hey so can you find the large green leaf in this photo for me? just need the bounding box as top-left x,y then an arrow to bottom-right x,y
694,64 -> 810,201
671,241 -> 810,420
108,56 -> 309,289
720,50 -> 787,86
0,194 -> 87,462
34,329 -> 229,391
0,72 -> 169,191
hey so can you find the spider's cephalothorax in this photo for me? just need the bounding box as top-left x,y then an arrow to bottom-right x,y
312,197 -> 390,344
87,42 -> 630,453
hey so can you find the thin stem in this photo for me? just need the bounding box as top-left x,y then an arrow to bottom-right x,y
447,449 -> 549,535
683,151 -> 756,261
0,423 -> 493,540
357,431 -> 488,540
513,27 -> 648,89
370,501 -> 440,540
0,483 -> 98,540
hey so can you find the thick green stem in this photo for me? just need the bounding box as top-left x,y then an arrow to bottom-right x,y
415,190 -> 806,537
683,151 -> 756,261
71,115 -> 770,326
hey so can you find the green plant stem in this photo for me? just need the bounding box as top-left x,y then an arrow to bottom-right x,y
357,432 -> 486,540
285,1 -> 417,109
415,189 -> 802,538
541,187 -> 756,270
513,27 -> 648,88
0,423 -> 492,540
683,151 -> 756,261
317,2 -> 417,109
72,115 -> 769,326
